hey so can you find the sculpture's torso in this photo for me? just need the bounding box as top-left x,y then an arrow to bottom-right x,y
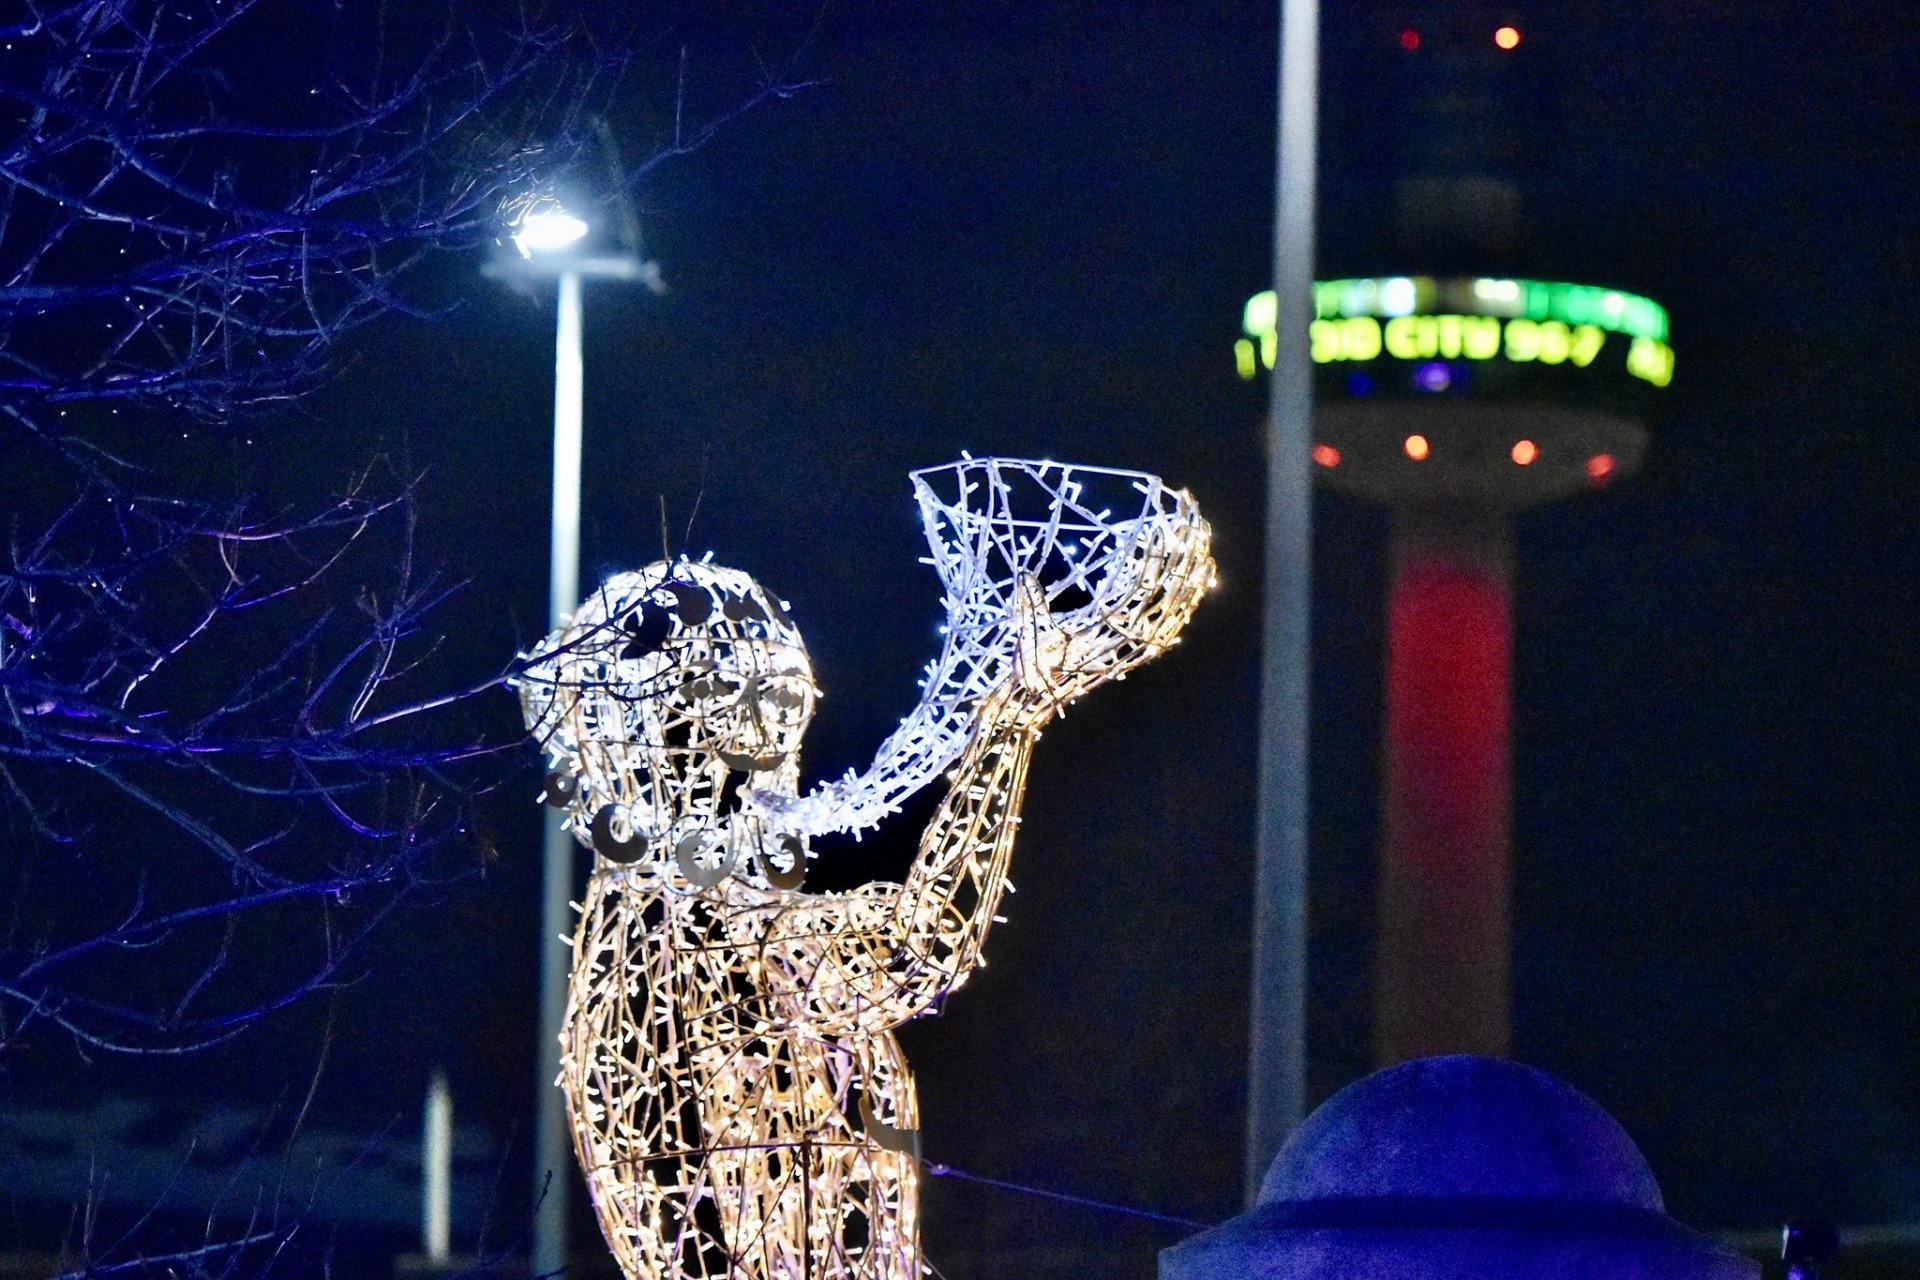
564,873 -> 919,1280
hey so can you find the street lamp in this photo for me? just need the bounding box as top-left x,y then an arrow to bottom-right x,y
485,197 -> 656,1278
512,209 -> 590,257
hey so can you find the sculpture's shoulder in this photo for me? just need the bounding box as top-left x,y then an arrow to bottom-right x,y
735,879 -> 904,948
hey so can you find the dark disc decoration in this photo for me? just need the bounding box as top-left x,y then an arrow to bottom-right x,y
859,1092 -> 919,1154
719,749 -> 788,773
761,834 -> 807,890
590,805 -> 649,864
723,591 -> 768,624
674,830 -> 734,887
665,580 -> 713,626
541,770 -> 578,807
620,606 -> 672,661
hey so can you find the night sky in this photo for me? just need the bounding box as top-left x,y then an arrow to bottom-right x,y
10,1 -> 1920,1272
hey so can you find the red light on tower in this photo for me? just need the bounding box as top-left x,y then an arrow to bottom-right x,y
1510,439 -> 1538,466
1399,28 -> 1421,50
1380,520 -> 1513,1064
1493,25 -> 1522,49
1312,443 -> 1342,468
1404,434 -> 1431,461
1585,452 -> 1617,484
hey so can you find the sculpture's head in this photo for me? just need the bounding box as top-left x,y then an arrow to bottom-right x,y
517,559 -> 817,889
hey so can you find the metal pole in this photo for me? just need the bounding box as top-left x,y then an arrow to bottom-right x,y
424,1070 -> 453,1263
1245,0 -> 1318,1207
550,271 -> 584,626
533,268 -> 584,1275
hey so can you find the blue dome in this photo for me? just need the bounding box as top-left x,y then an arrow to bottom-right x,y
1258,1055 -> 1663,1209
1162,1056 -> 1757,1280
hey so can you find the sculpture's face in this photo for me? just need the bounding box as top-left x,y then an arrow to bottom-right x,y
519,560 -> 816,886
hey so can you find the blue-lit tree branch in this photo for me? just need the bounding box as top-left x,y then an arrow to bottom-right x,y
0,0 -> 612,420
0,0 -> 812,1063
0,471 -> 524,1055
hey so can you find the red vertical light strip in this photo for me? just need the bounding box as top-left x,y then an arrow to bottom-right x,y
1375,511 -> 1514,1065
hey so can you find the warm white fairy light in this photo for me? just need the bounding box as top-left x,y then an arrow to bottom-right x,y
514,459 -> 1213,1280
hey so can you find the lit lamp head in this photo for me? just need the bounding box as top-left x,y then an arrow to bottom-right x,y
511,206 -> 590,258
484,192 -> 653,286
1239,277 -> 1672,510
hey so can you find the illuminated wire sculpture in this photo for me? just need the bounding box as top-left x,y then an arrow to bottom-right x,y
516,459 -> 1213,1279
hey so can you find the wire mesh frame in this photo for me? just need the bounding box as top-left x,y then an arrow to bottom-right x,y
513,460 -> 1215,1280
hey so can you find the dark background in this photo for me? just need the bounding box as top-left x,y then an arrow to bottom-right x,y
8,1 -> 1920,1273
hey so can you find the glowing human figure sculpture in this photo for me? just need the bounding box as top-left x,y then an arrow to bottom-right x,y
517,461 -> 1212,1279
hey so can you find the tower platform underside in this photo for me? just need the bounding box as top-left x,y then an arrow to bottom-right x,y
1314,402 -> 1647,510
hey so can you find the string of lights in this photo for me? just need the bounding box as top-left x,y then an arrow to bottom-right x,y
920,1159 -> 1211,1231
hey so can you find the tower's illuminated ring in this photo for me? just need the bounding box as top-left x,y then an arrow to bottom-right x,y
1238,276 -> 1671,508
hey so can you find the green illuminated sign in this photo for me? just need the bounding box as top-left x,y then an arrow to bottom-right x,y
1237,277 -> 1675,388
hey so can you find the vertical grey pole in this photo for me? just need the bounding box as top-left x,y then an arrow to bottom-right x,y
1245,0 -> 1318,1207
533,269 -> 584,1275
424,1070 -> 453,1263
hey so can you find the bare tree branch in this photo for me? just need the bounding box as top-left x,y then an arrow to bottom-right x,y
0,0 -> 809,1060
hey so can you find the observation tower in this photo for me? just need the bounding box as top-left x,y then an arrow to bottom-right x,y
1238,11 -> 1676,1067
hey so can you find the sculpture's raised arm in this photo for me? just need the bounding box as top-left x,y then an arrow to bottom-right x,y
747,675 -> 1042,1035
748,504 -> 1215,1034
750,459 -> 1210,839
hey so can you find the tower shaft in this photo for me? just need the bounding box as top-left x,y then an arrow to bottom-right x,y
1375,508 -> 1513,1064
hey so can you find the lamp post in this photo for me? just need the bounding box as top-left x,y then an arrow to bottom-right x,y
485,205 -> 653,1277
1246,0 -> 1318,1204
